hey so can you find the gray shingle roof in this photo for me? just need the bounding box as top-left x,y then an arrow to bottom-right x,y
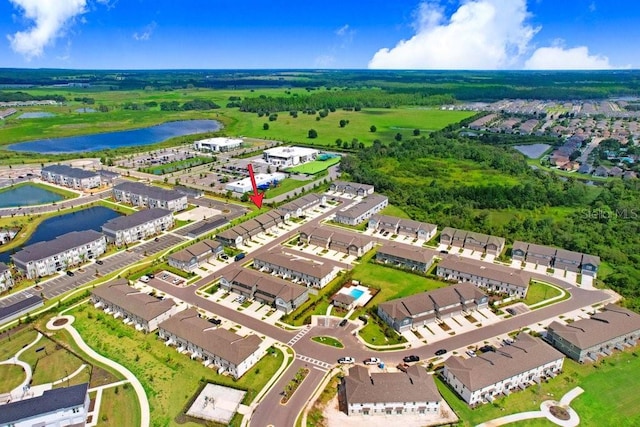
12,230 -> 104,264
377,243 -> 436,264
92,279 -> 177,322
336,194 -> 387,219
158,308 -> 262,365
254,250 -> 335,279
444,334 -> 564,392
114,181 -> 185,202
224,268 -> 308,302
0,261 -> 9,273
547,304 -> 640,350
169,239 -> 221,262
102,208 -> 172,232
42,164 -> 98,179
0,383 -> 88,424
438,256 -> 530,289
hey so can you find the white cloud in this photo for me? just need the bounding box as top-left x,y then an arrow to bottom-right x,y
7,0 -> 87,60
525,45 -> 613,70
133,21 -> 157,41
369,0 -> 539,69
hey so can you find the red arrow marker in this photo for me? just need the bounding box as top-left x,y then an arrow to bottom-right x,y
247,164 -> 264,209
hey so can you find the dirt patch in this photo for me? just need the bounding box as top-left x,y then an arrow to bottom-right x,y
53,318 -> 69,327
89,366 -> 120,388
549,405 -> 570,421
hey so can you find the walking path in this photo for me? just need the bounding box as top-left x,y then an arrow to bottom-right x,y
46,315 -> 151,427
477,386 -> 583,427
0,332 -> 42,402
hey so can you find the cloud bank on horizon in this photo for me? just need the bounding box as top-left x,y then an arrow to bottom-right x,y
7,0 -> 87,60
369,0 -> 617,70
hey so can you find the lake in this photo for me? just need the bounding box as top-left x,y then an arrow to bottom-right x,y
0,184 -> 64,208
17,112 -> 55,119
7,119 -> 222,153
0,206 -> 121,263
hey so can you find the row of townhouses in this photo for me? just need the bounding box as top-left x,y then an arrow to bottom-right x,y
168,239 -> 223,272
375,243 -> 438,273
437,256 -> 531,299
333,194 -> 388,226
299,226 -> 375,257
512,241 -> 601,277
368,214 -> 437,241
252,250 -> 340,288
113,181 -> 188,212
439,227 -> 506,256
220,268 -> 310,314
329,181 -> 375,197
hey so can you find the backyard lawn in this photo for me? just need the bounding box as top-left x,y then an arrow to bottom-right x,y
524,281 -> 564,306
437,348 -> 640,426
97,385 -> 141,427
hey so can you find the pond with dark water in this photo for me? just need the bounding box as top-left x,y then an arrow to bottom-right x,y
0,184 -> 64,208
0,206 -> 121,263
7,119 -> 221,153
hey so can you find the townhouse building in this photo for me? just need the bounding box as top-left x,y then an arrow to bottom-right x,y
253,250 -> 340,288
511,241 -> 601,277
41,164 -> 101,190
333,194 -> 388,226
299,227 -> 375,257
0,261 -> 13,292
113,181 -> 187,212
168,239 -> 223,272
368,214 -> 437,241
12,230 -> 106,279
329,181 -> 374,197
375,244 -> 437,273
439,227 -> 505,256
101,208 -> 173,246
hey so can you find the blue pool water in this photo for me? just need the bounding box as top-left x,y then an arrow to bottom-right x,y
7,119 -> 221,153
349,288 -> 365,299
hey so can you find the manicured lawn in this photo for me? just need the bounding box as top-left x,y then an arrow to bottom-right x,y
524,281 -> 563,306
20,335 -> 86,385
0,328 -> 38,360
140,156 -> 215,175
70,303 -> 284,427
263,178 -> 312,199
379,204 -> 411,219
311,336 -> 344,348
437,348 -> 640,426
359,319 -> 406,345
285,157 -> 340,174
0,364 -> 25,393
96,385 -> 141,427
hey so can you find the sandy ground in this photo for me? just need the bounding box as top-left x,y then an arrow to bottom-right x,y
175,206 -> 222,221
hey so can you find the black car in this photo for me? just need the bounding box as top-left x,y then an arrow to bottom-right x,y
479,345 -> 496,353
207,318 -> 222,325
403,355 -> 420,363
506,308 -> 517,315
435,349 -> 447,356
66,270 -> 74,277
339,319 -> 348,327
95,259 -> 104,265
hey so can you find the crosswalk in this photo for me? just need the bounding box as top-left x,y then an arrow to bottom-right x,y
296,354 -> 332,371
287,325 -> 311,346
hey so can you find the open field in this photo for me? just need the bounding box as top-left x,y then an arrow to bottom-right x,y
140,156 -> 215,175
97,385 -> 140,427
524,281 -> 563,306
70,302 -> 284,427
379,204 -> 411,219
285,156 -> 340,174
263,177 -> 312,198
437,347 -> 640,426
0,364 -> 25,393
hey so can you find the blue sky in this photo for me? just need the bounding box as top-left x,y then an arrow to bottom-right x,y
0,0 -> 638,69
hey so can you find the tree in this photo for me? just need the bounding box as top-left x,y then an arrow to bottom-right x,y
335,138 -> 343,147
370,125 -> 377,133
240,193 -> 249,203
308,129 -> 318,139
413,128 -> 421,136
339,119 -> 347,128
263,123 -> 270,130
395,132 -> 403,142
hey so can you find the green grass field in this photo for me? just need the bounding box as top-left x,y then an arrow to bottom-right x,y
379,204 -> 411,219
0,364 -> 25,393
97,385 -> 141,427
438,348 -> 640,426
263,178 -> 312,198
524,281 -> 563,306
285,156 -> 340,174
311,336 -> 344,348
140,156 -> 215,175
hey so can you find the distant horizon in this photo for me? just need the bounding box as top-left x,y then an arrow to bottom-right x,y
1,0 -> 638,70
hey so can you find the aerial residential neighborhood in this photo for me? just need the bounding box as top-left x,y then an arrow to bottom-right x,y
1,2 -> 640,426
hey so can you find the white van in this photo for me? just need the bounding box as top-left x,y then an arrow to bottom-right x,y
140,275 -> 150,283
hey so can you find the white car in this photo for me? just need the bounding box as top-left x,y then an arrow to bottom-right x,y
363,357 -> 381,365
338,357 -> 355,364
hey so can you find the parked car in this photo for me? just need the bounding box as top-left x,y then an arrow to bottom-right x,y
506,308 -> 517,315
479,345 -> 496,353
503,338 -> 514,345
465,350 -> 477,358
339,318 -> 348,327
440,250 -> 449,254
95,259 -> 104,265
338,357 -> 355,364
208,318 -> 222,325
220,254 -> 229,260
234,252 -> 246,262
364,357 -> 381,365
403,355 -> 420,363
396,363 -> 410,372
435,349 -> 447,356
66,270 -> 74,277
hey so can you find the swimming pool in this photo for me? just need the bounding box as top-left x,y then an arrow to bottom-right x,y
350,288 -> 364,299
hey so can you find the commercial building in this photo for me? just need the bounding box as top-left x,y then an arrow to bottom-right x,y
113,181 -> 187,212
368,215 -> 437,241
220,268 -> 309,313
224,172 -> 286,194
439,228 -> 505,256
253,250 -> 340,288
168,239 -> 223,272
91,279 -> 179,332
437,256 -> 530,298
299,227 -> 375,257
102,208 -> 174,246
329,181 -> 374,197
375,244 -> 437,273
378,283 -> 488,333
546,304 -> 640,363
41,164 -> 101,189
443,334 -> 564,406
0,261 -> 13,292
262,146 -> 319,167
12,230 -> 106,279
511,241 -> 601,277
340,365 -> 441,416
334,194 -> 388,226
194,137 -> 243,152
158,308 -> 264,379
0,383 -> 89,427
